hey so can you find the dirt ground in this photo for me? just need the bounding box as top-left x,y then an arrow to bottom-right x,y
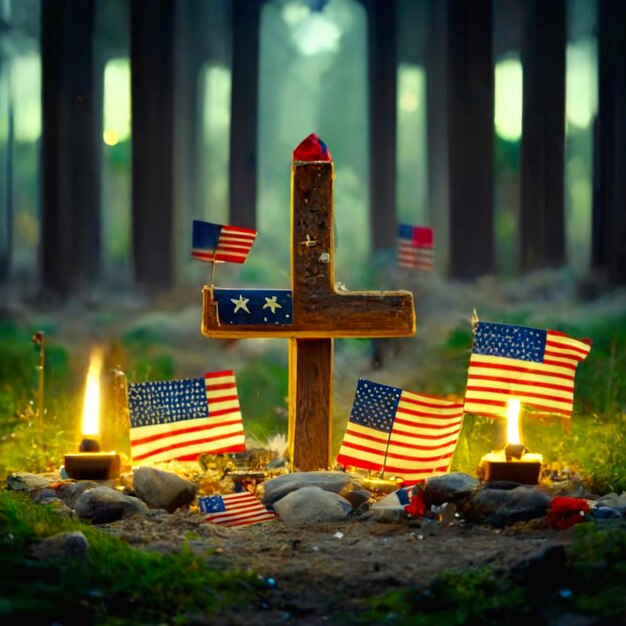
5,273 -> 616,624
100,508 -> 574,625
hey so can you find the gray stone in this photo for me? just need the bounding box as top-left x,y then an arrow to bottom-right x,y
56,480 -> 100,508
30,531 -> 89,560
464,486 -> 551,527
132,466 -> 198,513
343,488 -> 372,511
44,499 -> 77,518
425,472 -> 479,506
260,471 -> 354,506
272,486 -> 352,523
29,487 -> 61,503
74,486 -> 149,524
6,472 -> 53,492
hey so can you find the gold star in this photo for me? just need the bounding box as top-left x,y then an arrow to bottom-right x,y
230,295 -> 250,314
262,295 -> 282,314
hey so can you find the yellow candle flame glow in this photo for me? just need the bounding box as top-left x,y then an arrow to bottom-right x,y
81,346 -> 104,437
506,399 -> 521,445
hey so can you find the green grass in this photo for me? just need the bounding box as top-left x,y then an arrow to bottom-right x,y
0,489 -> 265,624
357,521 -> 626,626
1,307 -> 626,491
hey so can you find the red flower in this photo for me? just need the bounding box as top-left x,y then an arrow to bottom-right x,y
405,490 -> 427,517
546,496 -> 590,530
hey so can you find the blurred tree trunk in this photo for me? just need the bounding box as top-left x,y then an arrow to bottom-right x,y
229,0 -> 260,231
364,0 -> 397,252
594,0 -> 626,285
130,0 -> 176,291
0,70 -> 12,284
446,0 -> 494,280
425,0 -> 449,272
41,0 -> 100,299
520,0 -> 566,272
175,0 -> 206,277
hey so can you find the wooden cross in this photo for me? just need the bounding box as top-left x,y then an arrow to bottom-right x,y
201,135 -> 416,471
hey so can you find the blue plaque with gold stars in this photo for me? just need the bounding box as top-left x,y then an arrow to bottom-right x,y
213,288 -> 293,326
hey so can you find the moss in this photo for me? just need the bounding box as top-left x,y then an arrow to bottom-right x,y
358,521 -> 626,626
0,490 -> 264,624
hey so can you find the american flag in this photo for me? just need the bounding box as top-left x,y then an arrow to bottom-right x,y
212,288 -> 293,326
128,370 -> 246,464
336,379 -> 464,485
191,220 -> 257,264
463,321 -> 592,419
199,492 -> 277,527
397,224 -> 434,270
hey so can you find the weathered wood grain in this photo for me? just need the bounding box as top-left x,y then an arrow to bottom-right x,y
201,157 -> 416,471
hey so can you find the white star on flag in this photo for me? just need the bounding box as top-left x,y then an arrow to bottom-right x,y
263,296 -> 282,313
230,295 -> 250,314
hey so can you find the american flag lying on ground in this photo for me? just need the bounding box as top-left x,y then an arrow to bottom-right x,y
336,379 -> 464,484
191,219 -> 257,264
463,321 -> 592,419
128,370 -> 246,464
199,492 -> 277,527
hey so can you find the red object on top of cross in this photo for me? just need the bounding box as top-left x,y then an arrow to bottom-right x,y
293,133 -> 332,162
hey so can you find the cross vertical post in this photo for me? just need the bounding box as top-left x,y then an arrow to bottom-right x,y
201,134 -> 416,471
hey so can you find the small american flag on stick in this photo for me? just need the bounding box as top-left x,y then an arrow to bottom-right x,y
336,379 -> 464,485
397,224 -> 434,271
199,492 -> 277,527
128,370 -> 246,465
192,220 -> 257,264
463,321 -> 592,419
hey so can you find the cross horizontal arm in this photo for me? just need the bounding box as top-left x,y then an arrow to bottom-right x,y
201,285 -> 415,339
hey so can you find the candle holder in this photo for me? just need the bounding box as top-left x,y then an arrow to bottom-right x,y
482,458 -> 542,485
64,438 -> 121,481
479,445 -> 543,485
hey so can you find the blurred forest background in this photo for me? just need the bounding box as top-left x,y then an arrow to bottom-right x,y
0,0 -> 625,491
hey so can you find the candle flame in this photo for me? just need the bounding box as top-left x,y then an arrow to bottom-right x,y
81,346 -> 104,437
506,399 -> 521,445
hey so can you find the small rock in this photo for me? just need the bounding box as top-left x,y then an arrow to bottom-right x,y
272,486 -> 352,523
343,488 -> 372,511
133,466 -> 198,513
56,480 -> 100,508
74,486 -> 149,524
260,471 -> 355,506
425,472 -> 479,506
484,480 -> 522,491
6,472 -> 53,492
30,531 -> 89,560
465,485 -> 551,527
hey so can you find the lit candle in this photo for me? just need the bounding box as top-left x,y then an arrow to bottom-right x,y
63,346 -> 120,481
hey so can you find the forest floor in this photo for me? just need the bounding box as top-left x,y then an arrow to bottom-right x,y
101,507 -> 573,625
3,269 -> 626,624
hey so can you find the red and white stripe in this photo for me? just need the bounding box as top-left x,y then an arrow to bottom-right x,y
203,370 -> 246,453
337,392 -> 464,485
463,330 -> 592,419
130,371 -> 246,464
398,240 -> 434,270
204,492 -> 277,527
215,225 -> 257,264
